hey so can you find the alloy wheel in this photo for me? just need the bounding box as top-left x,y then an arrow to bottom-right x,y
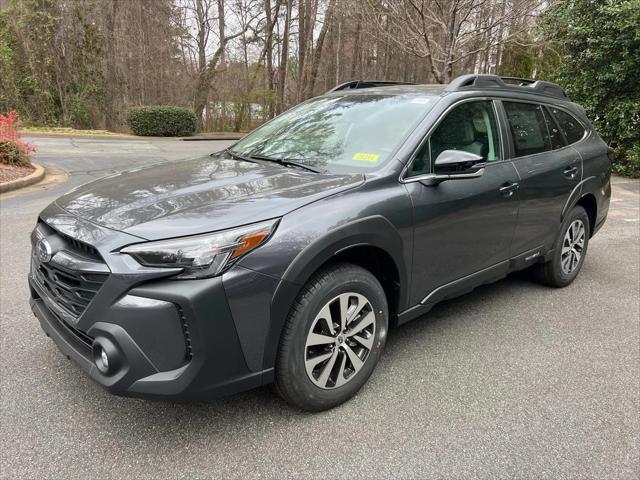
304,292 -> 376,389
561,219 -> 586,274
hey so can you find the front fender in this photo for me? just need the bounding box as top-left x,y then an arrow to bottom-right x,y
282,215 -> 407,289
261,215 -> 410,371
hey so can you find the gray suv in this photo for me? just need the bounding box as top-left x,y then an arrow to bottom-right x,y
29,74 -> 611,411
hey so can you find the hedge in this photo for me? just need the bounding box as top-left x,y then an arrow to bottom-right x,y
126,106 -> 196,137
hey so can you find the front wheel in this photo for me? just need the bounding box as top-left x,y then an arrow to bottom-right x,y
274,263 -> 388,411
533,205 -> 590,288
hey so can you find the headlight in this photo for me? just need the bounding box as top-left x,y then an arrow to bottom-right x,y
120,219 -> 278,279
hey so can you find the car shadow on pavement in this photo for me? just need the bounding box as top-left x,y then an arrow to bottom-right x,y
45,269 -> 552,442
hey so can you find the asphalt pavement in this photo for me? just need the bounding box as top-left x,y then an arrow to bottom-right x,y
1,136 -> 638,479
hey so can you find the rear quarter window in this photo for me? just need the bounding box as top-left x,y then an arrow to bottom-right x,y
548,107 -> 587,144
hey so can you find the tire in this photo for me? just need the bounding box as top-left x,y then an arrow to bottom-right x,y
533,205 -> 590,288
274,263 -> 389,411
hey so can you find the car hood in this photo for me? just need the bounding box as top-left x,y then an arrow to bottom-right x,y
55,153 -> 364,240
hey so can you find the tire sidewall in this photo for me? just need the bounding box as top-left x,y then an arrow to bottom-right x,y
283,267 -> 388,410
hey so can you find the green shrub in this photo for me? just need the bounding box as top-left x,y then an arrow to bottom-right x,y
0,139 -> 31,166
612,144 -> 640,178
126,106 -> 196,137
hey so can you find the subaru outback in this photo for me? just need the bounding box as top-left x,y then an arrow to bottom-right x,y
29,74 -> 611,411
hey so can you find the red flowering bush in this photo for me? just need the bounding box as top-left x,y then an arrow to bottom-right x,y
0,111 -> 36,166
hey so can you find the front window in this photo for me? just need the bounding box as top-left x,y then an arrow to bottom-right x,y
231,94 -> 437,173
409,100 -> 501,176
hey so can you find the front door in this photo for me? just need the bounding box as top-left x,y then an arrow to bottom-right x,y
404,100 -> 520,306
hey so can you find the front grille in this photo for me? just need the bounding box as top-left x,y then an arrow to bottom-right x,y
31,221 -> 110,319
45,298 -> 94,351
58,232 -> 101,259
33,260 -> 108,317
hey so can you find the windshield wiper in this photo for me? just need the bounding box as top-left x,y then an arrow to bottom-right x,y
248,154 -> 322,173
222,148 -> 258,164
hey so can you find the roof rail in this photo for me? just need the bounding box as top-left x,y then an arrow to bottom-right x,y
445,74 -> 569,100
499,76 -> 536,85
327,80 -> 416,93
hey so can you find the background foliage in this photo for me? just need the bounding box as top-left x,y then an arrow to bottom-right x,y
542,0 -> 640,177
0,0 -> 638,175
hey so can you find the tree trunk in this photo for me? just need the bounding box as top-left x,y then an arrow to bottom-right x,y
193,43 -> 226,132
350,11 -> 361,79
276,0 -> 292,114
441,5 -> 458,83
218,0 -> 226,65
104,0 -> 119,131
298,0 -> 316,101
303,0 -> 335,99
265,0 -> 273,92
297,0 -> 307,98
335,4 -> 342,85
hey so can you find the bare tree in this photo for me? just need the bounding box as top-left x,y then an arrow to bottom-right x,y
364,0 -> 544,83
190,0 -> 258,131
2,0 -> 552,132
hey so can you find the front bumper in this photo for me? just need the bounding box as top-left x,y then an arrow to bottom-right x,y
29,207 -> 282,400
30,271 -> 275,400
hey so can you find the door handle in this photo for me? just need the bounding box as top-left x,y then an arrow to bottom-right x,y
499,182 -> 519,198
563,165 -> 579,179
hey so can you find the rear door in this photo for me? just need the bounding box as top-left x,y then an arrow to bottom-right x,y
501,100 -> 582,255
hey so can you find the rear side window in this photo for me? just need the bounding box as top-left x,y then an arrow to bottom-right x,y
542,107 -> 566,150
503,102 -> 551,157
548,107 -> 586,144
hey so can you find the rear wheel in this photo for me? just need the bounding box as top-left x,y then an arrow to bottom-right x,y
533,205 -> 590,288
274,263 -> 388,411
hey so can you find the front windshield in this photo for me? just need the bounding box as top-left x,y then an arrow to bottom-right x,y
230,94 -> 437,172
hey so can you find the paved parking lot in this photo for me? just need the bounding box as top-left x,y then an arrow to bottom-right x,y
1,136 -> 639,479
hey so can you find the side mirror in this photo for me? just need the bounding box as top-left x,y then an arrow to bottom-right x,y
434,150 -> 484,172
418,150 -> 485,186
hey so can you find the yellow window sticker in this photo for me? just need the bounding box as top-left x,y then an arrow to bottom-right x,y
353,153 -> 380,162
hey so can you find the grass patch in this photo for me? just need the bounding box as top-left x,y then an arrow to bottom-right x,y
19,126 -> 131,137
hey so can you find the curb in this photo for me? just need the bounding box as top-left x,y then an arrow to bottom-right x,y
20,132 -> 246,141
611,174 -> 640,184
21,132 -> 149,141
0,163 -> 45,194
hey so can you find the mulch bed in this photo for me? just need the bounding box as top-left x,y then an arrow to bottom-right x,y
0,163 -> 35,184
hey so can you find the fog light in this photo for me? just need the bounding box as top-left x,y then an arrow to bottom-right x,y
100,348 -> 109,372
92,338 -> 121,376
95,346 -> 109,374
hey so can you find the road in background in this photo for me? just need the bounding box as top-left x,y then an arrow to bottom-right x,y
1,137 -> 638,479
1,136 -> 234,204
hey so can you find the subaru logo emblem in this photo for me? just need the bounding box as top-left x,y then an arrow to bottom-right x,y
36,238 -> 53,263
